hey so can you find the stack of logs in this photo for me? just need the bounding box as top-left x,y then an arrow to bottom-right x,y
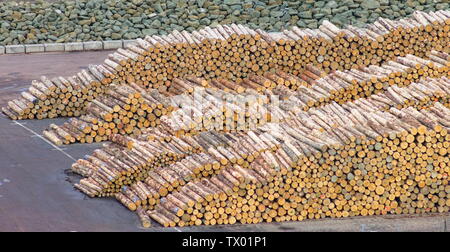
338,77 -> 450,112
41,51 -> 450,145
42,68 -> 326,145
277,51 -> 450,111
42,83 -> 175,145
2,10 -> 450,120
138,75 -> 450,144
145,102 -> 450,226
71,75 -> 450,226
2,66 -> 113,120
72,134 -> 194,198
160,87 -> 281,137
139,51 -> 450,141
73,128 -> 280,200
117,9 -> 450,86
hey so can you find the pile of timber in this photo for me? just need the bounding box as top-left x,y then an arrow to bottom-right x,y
146,102 -> 450,227
72,127 -> 283,198
125,76 -> 450,212
132,51 -> 450,138
114,130 -> 280,209
70,75 -> 450,226
42,83 -> 175,145
42,68 -> 324,145
116,10 -> 449,86
159,87 -> 282,137
339,77 -> 450,112
276,51 -> 450,111
2,10 -> 449,120
134,75 -> 450,145
1,66 -> 113,120
41,51 -> 450,146
168,66 -> 326,94
72,134 -> 194,198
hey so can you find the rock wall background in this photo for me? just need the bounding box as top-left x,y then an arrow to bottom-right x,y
0,0 -> 449,45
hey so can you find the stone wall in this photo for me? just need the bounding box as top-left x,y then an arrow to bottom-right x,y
0,0 -> 449,45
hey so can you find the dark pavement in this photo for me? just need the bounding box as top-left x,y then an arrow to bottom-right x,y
0,51 -> 142,231
0,51 -> 448,232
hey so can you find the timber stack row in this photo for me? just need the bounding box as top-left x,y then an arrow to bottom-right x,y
42,51 -> 450,146
114,9 -> 450,85
1,66 -> 114,120
337,78 -> 450,113
145,102 -> 450,227
71,75 -> 450,226
2,10 -> 450,121
140,51 -> 450,140
42,83 -> 175,145
114,75 -> 450,213
72,133 -> 193,198
135,76 -> 450,144
41,67 -> 326,145
73,130 -> 268,198
277,51 -> 450,110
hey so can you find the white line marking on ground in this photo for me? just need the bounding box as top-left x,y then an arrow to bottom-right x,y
13,121 -> 76,161
174,227 -> 182,232
10,121 -> 26,125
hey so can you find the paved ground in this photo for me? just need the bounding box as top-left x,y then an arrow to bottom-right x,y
0,51 -> 449,232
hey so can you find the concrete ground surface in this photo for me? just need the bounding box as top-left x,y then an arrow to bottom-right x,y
0,51 -> 449,232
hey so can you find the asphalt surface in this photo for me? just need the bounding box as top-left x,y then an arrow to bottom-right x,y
0,51 -> 449,232
0,51 -> 141,232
